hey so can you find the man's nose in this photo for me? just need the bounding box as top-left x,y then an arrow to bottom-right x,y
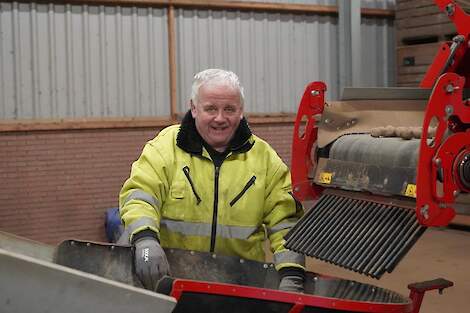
214,110 -> 225,121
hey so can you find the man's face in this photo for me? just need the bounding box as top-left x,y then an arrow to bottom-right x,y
191,83 -> 243,152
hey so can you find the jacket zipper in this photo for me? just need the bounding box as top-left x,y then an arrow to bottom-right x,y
182,166 -> 201,205
210,165 -> 220,253
229,175 -> 256,207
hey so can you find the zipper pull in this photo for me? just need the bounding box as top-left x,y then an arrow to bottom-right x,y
182,166 -> 202,205
230,175 -> 257,207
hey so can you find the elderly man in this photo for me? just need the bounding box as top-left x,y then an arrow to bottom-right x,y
119,68 -> 305,293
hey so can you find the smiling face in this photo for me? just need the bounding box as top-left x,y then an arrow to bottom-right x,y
191,82 -> 243,152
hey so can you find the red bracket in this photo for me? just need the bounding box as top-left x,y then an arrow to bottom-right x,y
416,72 -> 470,226
434,0 -> 470,36
421,0 -> 470,88
290,81 -> 326,201
408,278 -> 453,313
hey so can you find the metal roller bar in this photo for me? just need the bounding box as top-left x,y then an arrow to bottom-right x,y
285,192 -> 426,279
286,195 -> 337,253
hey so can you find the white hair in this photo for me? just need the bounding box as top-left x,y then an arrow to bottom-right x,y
191,68 -> 245,106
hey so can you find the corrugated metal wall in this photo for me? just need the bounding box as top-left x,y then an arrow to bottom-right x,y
0,2 -> 170,119
175,10 -> 340,113
0,1 -> 395,119
361,0 -> 396,87
361,0 -> 395,9
361,16 -> 395,88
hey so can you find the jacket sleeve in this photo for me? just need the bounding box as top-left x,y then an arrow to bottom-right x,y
263,159 -> 305,271
119,141 -> 170,243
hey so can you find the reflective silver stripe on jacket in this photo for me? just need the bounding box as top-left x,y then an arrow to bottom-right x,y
124,189 -> 161,210
160,219 -> 258,239
266,219 -> 298,236
273,250 -> 305,266
128,216 -> 158,231
117,216 -> 159,245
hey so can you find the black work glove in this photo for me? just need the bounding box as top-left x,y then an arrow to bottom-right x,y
134,236 -> 170,291
278,267 -> 305,293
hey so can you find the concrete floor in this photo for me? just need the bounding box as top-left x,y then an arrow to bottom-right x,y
305,227 -> 470,313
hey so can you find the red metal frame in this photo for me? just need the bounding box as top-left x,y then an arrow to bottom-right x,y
291,0 -> 470,225
291,81 -> 326,201
287,1 -> 461,311
407,279 -> 454,313
420,0 -> 470,88
416,72 -> 470,226
290,76 -> 470,226
169,278 -> 413,313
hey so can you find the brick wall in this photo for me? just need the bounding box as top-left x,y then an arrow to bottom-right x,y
0,122 -> 294,244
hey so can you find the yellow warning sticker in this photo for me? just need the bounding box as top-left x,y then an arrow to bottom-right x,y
405,184 -> 417,198
319,172 -> 332,184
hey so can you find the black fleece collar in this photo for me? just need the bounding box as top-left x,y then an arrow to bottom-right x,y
176,110 -> 254,155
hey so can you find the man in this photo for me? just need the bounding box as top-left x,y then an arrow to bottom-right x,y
119,68 -> 305,293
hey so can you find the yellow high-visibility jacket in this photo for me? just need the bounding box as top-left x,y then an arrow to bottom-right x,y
119,112 -> 305,271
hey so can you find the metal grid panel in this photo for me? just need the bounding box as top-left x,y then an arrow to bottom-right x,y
285,192 -> 426,278
0,2 -> 170,119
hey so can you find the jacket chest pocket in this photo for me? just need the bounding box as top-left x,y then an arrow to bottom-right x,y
170,180 -> 186,199
230,175 -> 256,207
164,166 -> 202,220
226,175 -> 263,225
165,179 -> 188,220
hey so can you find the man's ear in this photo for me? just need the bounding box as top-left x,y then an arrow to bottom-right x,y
190,100 -> 196,117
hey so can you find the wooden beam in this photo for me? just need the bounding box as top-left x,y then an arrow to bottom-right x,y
169,0 -> 338,15
361,7 -> 395,19
0,114 -> 296,132
167,4 -> 178,119
246,113 -> 296,124
0,117 -> 176,132
24,0 -> 394,18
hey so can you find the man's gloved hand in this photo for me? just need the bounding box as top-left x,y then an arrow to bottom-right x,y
134,236 -> 170,291
279,275 -> 305,293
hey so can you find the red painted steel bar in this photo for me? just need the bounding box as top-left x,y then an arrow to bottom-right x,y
290,82 -> 326,201
169,278 -> 414,313
421,0 -> 470,88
